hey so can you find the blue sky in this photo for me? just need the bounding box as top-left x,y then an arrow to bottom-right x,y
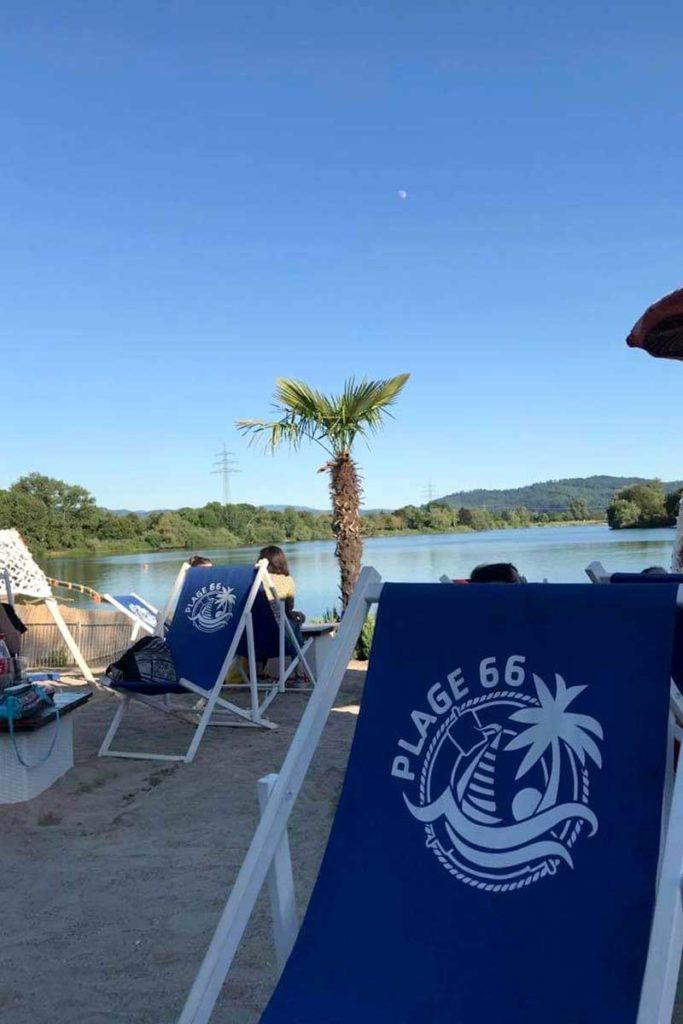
3,0 -> 683,510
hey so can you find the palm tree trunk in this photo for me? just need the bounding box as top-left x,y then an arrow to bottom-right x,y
329,453 -> 363,611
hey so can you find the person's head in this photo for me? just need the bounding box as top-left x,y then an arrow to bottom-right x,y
470,562 -> 525,584
641,565 -> 668,575
258,545 -> 290,576
188,554 -> 213,568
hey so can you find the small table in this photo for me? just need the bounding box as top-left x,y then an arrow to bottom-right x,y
302,623 -> 337,676
0,691 -> 92,803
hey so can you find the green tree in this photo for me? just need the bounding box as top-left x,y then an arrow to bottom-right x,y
607,498 -> 642,529
568,498 -> 590,521
458,506 -> 495,531
237,374 -> 409,608
0,489 -> 51,548
666,488 -> 683,526
607,480 -> 668,529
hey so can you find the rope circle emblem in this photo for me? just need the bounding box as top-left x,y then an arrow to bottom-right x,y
397,662 -> 602,894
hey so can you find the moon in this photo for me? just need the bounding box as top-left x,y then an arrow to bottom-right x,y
397,190 -> 408,200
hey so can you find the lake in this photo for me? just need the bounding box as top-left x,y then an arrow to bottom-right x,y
43,524 -> 677,616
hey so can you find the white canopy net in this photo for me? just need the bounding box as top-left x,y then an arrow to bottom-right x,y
0,528 -> 52,600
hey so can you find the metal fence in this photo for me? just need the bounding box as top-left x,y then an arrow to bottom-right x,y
21,621 -> 132,671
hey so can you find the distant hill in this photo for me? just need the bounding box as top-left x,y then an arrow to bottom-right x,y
438,476 -> 683,515
109,508 -> 168,517
111,504 -> 386,517
263,504 -> 322,513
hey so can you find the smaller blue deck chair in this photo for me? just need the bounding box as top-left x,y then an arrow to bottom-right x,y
103,591 -> 159,640
103,561 -> 191,642
179,572 -> 683,1024
99,564 -> 286,763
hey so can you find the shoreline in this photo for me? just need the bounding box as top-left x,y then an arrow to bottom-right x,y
42,519 -> 610,560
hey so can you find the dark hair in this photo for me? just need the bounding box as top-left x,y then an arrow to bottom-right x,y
258,545 -> 290,576
641,565 -> 668,575
188,555 -> 213,567
470,562 -> 524,584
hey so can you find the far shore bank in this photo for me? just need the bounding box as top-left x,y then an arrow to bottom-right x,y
42,518 -> 610,561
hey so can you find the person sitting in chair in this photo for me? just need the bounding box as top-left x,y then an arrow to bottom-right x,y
469,562 -> 526,583
188,554 -> 213,568
258,545 -> 305,642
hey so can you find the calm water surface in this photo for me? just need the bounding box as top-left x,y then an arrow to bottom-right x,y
43,525 -> 676,616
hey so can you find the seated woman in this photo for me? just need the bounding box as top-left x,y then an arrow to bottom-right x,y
469,562 -> 525,583
258,545 -> 305,643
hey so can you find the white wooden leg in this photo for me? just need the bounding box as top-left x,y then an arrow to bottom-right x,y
257,773 -> 298,975
98,695 -> 129,756
278,603 -> 286,693
46,597 -> 95,683
245,613 -> 260,721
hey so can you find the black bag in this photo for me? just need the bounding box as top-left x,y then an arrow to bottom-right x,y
107,636 -> 178,686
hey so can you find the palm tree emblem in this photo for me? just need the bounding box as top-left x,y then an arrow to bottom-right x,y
215,587 -> 236,615
505,673 -> 603,816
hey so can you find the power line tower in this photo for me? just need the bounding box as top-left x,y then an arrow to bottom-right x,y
423,480 -> 436,505
212,444 -> 240,504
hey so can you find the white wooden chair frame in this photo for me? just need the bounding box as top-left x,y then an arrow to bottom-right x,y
260,586 -> 316,693
203,564 -> 316,695
178,567 -> 683,1024
98,563 -> 284,763
0,559 -> 94,684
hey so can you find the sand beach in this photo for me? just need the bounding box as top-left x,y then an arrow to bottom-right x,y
0,668 -> 365,1024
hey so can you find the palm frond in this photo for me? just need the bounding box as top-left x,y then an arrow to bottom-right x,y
237,372 -> 409,457
274,379 -> 336,421
235,416 -> 311,454
328,373 -> 410,450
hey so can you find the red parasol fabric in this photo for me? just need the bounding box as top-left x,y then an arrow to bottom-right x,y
627,286 -> 683,360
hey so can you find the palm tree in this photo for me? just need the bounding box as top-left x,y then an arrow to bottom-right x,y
237,374 -> 409,609
505,673 -> 602,812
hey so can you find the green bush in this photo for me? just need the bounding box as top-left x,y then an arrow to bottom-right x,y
355,615 -> 375,661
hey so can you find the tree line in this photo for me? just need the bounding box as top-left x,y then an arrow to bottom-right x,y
606,480 -> 683,530
0,473 -> 601,557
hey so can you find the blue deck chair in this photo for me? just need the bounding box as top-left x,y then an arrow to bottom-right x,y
99,564 -> 282,763
103,591 -> 159,640
179,571 -> 683,1024
586,561 -> 683,726
105,565 -> 315,688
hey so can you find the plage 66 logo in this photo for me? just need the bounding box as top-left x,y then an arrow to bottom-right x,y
391,656 -> 602,893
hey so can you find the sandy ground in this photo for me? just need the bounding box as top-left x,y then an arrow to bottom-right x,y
0,668 -> 366,1024
1,668 -> 682,1024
